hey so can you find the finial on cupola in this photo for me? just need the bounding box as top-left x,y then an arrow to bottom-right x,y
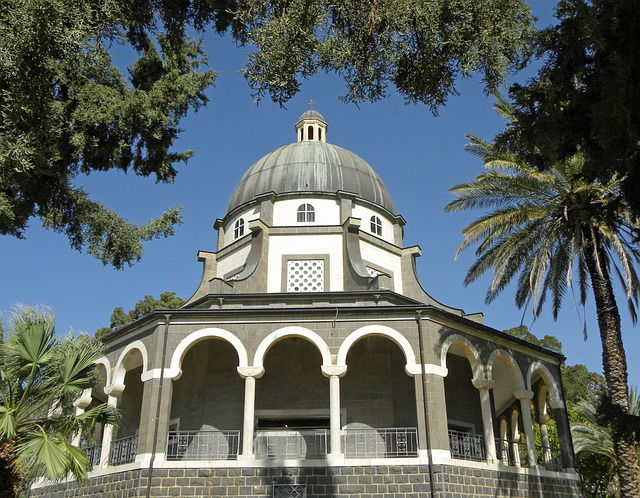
295,101 -> 328,143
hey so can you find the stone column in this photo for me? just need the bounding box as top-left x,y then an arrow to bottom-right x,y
510,410 -> 521,468
322,365 -> 347,461
551,400 -> 576,470
136,376 -> 174,462
71,389 -> 93,447
237,367 -> 264,462
412,367 -> 451,460
99,384 -> 124,468
514,389 -> 537,467
472,377 -> 497,462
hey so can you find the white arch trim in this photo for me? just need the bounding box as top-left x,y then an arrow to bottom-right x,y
94,356 -> 111,387
336,325 -> 419,376
113,340 -> 149,385
166,328 -> 249,381
486,349 -> 525,390
526,361 -> 563,409
253,326 -> 332,368
440,333 -> 483,378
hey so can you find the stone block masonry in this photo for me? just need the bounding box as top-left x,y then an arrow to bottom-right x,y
29,465 -> 582,497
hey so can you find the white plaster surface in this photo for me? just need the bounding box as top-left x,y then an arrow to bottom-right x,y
216,244 -> 252,279
272,198 -> 340,226
268,234 -> 344,292
224,207 -> 261,246
359,240 -> 403,293
352,203 -> 393,243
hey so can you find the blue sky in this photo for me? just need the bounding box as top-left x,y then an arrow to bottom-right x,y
1,2 -> 638,389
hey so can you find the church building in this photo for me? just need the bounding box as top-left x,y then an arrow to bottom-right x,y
33,110 -> 582,497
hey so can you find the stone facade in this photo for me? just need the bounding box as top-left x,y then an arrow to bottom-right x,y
30,465 -> 582,498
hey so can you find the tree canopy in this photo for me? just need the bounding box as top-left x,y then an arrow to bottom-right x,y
95,291 -> 185,338
0,0 -> 216,269
494,0 -> 640,226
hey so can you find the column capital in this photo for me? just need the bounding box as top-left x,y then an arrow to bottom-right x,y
513,389 -> 534,400
104,383 -> 125,397
472,376 -> 494,390
321,365 -> 347,377
237,366 -> 265,378
73,389 -> 93,409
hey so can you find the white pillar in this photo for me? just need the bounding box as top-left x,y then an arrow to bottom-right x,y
322,366 -> 347,461
515,389 -> 537,467
99,384 -> 124,469
540,417 -> 552,464
237,367 -> 264,461
472,377 -> 496,462
72,389 -> 92,447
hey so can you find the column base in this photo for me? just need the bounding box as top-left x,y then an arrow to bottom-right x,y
326,453 -> 345,466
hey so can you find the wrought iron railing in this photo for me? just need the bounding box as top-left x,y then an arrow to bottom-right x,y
448,429 -> 485,461
255,429 -> 328,459
166,430 -> 240,460
83,444 -> 102,468
343,427 -> 418,458
109,435 -> 138,466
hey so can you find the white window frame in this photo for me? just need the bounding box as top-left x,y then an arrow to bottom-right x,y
233,218 -> 245,239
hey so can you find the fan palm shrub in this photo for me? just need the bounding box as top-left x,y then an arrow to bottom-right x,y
572,387 -> 639,497
445,98 -> 640,495
0,306 -> 117,497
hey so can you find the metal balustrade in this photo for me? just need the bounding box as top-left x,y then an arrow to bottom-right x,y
83,444 -> 102,469
448,430 -> 485,461
255,429 -> 328,459
343,427 -> 418,458
166,430 -> 240,460
109,435 -> 138,466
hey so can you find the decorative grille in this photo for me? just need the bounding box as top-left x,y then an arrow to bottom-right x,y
255,429 -> 328,459
343,427 -> 418,458
166,430 -> 240,460
109,435 -> 138,466
273,484 -> 307,498
287,260 -> 324,292
448,429 -> 485,461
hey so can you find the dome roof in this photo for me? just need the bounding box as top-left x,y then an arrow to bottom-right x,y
226,141 -> 396,215
296,109 -> 326,123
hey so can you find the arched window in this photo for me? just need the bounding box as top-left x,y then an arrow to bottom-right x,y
297,203 -> 315,223
234,218 -> 245,239
308,125 -> 314,140
370,215 -> 382,236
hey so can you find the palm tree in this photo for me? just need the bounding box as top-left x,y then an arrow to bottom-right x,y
572,387 -> 639,497
0,306 -> 117,497
445,99 -> 640,496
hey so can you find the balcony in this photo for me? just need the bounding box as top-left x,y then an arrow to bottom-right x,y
83,444 -> 102,469
109,435 -> 138,466
166,430 -> 240,461
343,427 -> 418,458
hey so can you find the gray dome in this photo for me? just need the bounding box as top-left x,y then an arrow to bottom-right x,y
226,141 -> 396,215
296,109 -> 326,123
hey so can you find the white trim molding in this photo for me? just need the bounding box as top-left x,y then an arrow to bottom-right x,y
113,341 -> 149,385
253,326 -> 332,368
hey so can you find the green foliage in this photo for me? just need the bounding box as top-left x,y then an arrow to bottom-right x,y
0,0 -> 217,268
95,291 -> 184,339
571,388 -> 640,497
562,364 -> 605,406
494,0 -> 640,228
234,0 -> 534,110
0,306 -> 117,495
502,325 -> 563,353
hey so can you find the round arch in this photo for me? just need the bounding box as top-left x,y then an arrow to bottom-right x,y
253,326 -> 332,368
169,328 -> 249,379
439,333 -> 483,379
486,349 -> 525,390
526,361 -> 562,408
113,340 -> 149,385
336,325 -> 418,375
94,356 -> 111,387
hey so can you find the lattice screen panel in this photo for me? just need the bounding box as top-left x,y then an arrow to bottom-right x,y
287,260 -> 324,292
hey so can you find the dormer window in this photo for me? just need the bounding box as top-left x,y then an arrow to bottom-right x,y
370,216 -> 382,236
297,203 -> 315,223
234,218 -> 245,239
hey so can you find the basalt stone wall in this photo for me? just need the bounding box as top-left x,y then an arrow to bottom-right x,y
29,465 -> 582,498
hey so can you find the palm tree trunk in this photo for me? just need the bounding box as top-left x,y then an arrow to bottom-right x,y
584,232 -> 640,497
0,441 -> 18,498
